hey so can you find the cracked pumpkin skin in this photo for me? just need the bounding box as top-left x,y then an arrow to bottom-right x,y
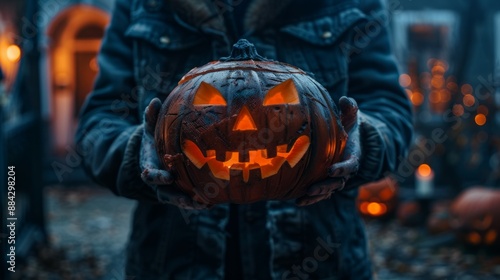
154,40 -> 346,204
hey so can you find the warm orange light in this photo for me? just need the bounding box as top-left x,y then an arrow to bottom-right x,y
358,188 -> 370,200
463,94 -> 475,107
429,91 -> 440,103
431,65 -> 446,75
183,136 -> 310,182
233,106 -> 257,131
89,57 -> 99,72
467,232 -> 481,245
359,202 -> 369,214
431,76 -> 445,88
379,188 -> 394,201
366,202 -> 386,216
6,45 -> 21,62
461,84 -> 473,95
417,164 -> 432,177
399,74 -> 411,87
193,82 -> 227,106
475,114 -> 486,126
410,92 -> 424,106
263,79 -> 300,106
453,104 -> 464,117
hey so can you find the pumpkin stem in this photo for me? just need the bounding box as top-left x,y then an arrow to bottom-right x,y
220,39 -> 271,62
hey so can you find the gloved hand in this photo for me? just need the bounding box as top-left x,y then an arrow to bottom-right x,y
296,96 -> 361,206
140,98 -> 209,209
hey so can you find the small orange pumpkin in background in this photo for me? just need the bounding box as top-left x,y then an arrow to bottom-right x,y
451,187 -> 500,247
357,177 -> 398,218
155,40 -> 347,204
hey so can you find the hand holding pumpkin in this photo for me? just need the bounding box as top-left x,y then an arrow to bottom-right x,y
140,98 -> 210,209
296,97 -> 361,206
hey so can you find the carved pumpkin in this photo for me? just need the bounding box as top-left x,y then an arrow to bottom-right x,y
155,39 -> 347,204
451,187 -> 500,247
357,177 -> 398,218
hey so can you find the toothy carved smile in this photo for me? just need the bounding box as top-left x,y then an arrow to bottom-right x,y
183,136 -> 310,183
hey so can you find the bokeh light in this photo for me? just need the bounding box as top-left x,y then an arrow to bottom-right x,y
463,94 -> 475,107
452,104 -> 464,116
417,164 -> 432,177
474,114 -> 486,126
399,74 -> 412,87
410,91 -> 424,106
6,44 -> 21,62
461,84 -> 473,95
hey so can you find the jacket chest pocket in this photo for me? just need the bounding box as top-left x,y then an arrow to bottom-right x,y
125,19 -> 211,108
277,8 -> 366,99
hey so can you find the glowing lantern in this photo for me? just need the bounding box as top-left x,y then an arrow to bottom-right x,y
451,187 -> 500,247
357,177 -> 398,218
155,40 -> 347,204
416,164 -> 434,197
6,45 -> 21,62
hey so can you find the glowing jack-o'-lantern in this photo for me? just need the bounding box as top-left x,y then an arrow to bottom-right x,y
451,187 -> 500,247
357,177 -> 398,218
155,40 -> 347,204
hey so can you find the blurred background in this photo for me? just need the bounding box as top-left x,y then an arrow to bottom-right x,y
0,0 -> 500,279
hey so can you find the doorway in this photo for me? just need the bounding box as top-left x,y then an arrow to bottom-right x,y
47,5 -> 109,153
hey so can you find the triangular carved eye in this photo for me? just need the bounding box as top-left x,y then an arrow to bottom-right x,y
263,79 -> 300,106
193,82 -> 227,106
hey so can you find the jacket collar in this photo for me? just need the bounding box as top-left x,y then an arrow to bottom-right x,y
169,0 -> 294,35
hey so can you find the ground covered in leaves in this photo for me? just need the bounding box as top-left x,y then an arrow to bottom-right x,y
366,220 -> 500,279
13,186 -> 500,279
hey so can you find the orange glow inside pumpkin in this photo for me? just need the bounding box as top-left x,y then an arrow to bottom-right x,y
360,202 -> 387,216
183,135 -> 310,182
468,232 -> 481,245
358,188 -> 370,200
233,106 -> 258,131
193,82 -> 227,106
263,79 -> 300,105
379,188 -> 394,201
184,79 -> 310,182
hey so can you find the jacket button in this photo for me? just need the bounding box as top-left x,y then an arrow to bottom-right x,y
160,36 -> 170,45
322,31 -> 333,39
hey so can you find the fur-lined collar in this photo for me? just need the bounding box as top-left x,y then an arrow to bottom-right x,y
169,0 -> 294,35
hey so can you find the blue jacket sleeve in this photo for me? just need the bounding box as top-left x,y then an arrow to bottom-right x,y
347,0 -> 413,185
75,0 -> 156,201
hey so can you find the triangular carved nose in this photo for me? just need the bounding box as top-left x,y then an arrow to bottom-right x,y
233,106 -> 257,131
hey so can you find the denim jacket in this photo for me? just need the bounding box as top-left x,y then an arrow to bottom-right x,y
76,0 -> 413,279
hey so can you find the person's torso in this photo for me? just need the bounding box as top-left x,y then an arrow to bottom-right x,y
124,0 -> 372,279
